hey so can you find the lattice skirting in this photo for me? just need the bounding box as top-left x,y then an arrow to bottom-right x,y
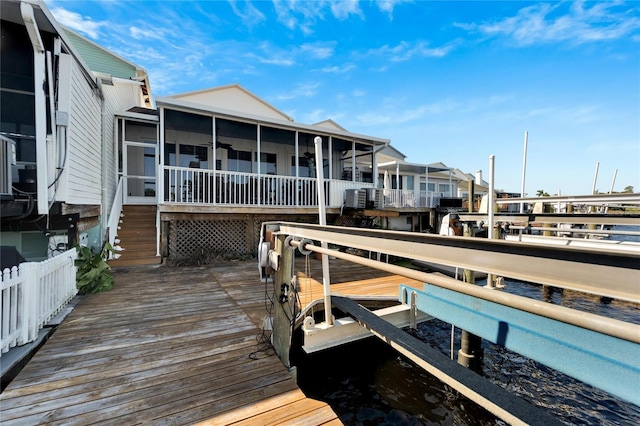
165,215 -> 316,260
167,219 -> 252,259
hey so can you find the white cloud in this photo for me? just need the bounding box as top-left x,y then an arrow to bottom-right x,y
272,0 -> 370,34
228,0 -> 266,28
329,0 -> 362,20
320,64 -> 356,74
129,26 -> 166,41
458,1 -> 640,46
50,7 -> 105,39
367,40 -> 458,62
274,82 -> 320,101
376,0 -> 411,20
300,42 -> 336,59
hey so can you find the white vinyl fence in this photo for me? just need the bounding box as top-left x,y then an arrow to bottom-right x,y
1,248 -> 77,356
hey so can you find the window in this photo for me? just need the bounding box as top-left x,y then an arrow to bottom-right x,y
164,144 -> 208,168
406,176 -> 414,190
438,183 -> 451,194
255,152 -> 277,174
228,150 -> 252,173
293,156 -> 313,177
179,145 -> 208,168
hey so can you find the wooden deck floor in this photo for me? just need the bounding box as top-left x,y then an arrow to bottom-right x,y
0,258 -> 423,425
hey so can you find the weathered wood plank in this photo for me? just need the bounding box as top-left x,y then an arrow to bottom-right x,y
193,389 -> 308,425
1,259 -> 421,426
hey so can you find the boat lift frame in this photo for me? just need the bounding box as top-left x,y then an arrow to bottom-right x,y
264,221 -> 640,422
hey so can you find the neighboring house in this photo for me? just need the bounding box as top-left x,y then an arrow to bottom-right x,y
0,0 -> 150,262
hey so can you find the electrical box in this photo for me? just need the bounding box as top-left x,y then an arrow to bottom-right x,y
48,235 -> 68,258
364,188 -> 383,209
345,189 -> 366,209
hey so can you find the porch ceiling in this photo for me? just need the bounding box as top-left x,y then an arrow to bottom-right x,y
378,161 -> 450,175
156,96 -> 389,147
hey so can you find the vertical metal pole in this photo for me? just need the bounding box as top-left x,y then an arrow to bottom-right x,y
314,136 -> 333,326
589,162 -> 600,231
520,131 -> 528,213
487,155 -> 495,288
609,169 -> 618,194
488,154 -> 495,238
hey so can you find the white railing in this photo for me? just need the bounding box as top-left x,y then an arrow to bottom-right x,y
419,191 -> 442,208
1,248 -> 77,356
107,177 -> 124,248
163,166 -> 450,210
163,166 -> 372,208
383,190 -> 445,208
331,180 -> 375,206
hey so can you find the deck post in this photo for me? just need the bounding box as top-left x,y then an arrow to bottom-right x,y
271,234 -> 295,368
459,221 -> 483,372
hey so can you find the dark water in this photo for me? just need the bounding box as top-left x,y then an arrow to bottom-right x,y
295,226 -> 640,425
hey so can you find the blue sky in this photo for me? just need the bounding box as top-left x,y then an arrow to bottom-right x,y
46,0 -> 639,195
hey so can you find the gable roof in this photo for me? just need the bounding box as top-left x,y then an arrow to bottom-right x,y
313,119 -> 348,132
168,84 -> 293,122
62,27 -> 153,106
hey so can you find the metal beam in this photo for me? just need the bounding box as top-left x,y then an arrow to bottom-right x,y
400,284 -> 640,406
331,296 -> 564,426
279,222 -> 640,303
493,193 -> 640,205
456,212 -> 640,226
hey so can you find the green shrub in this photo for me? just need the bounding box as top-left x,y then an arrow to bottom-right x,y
75,243 -> 115,294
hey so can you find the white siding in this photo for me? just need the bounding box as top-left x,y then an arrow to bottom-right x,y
172,86 -> 290,121
101,81 -> 146,213
64,60 -> 102,205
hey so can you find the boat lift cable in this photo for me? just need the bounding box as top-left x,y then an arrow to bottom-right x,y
286,230 -> 640,345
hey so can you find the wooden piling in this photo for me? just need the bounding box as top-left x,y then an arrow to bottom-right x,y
272,234 -> 295,368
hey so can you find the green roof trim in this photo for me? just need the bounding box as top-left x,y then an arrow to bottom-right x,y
63,29 -> 137,80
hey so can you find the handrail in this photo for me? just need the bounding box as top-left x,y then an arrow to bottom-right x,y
106,177 -> 124,248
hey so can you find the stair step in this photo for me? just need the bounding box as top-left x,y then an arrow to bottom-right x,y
114,251 -> 157,260
118,239 -> 156,254
109,256 -> 162,267
116,228 -> 156,236
111,205 -> 161,267
122,205 -> 156,213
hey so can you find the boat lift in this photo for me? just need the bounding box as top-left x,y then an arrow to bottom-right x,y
261,221 -> 640,424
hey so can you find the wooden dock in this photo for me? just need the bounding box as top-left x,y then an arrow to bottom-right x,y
0,258 -> 422,425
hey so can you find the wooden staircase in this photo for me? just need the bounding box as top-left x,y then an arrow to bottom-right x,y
108,205 -> 162,268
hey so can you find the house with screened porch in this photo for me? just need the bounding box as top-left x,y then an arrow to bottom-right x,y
111,84 -> 460,265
